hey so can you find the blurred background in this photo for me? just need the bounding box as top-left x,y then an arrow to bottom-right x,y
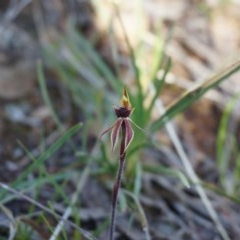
0,0 -> 240,239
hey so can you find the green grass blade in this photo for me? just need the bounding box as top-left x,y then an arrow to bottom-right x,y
122,189 -> 151,240
154,98 -> 230,240
216,93 -> 240,187
143,165 -> 190,188
17,141 -> 72,207
234,153 -> 240,195
67,22 -> 120,92
147,57 -> 171,117
133,162 -> 142,197
151,59 -> 240,131
12,123 -> 82,187
1,171 -> 78,205
0,182 -> 97,240
201,181 -> 240,204
37,61 -> 64,130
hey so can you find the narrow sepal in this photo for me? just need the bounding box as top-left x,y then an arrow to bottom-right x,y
111,118 -> 123,152
123,119 -> 134,153
100,120 -> 119,140
128,118 -> 145,133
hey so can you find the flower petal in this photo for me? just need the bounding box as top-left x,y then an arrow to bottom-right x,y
123,119 -> 134,153
111,118 -> 123,151
100,120 -> 119,139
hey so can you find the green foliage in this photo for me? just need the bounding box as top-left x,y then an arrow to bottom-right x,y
15,124 -> 82,186
37,61 -> 64,130
14,222 -> 33,240
151,61 -> 240,131
216,93 -> 240,196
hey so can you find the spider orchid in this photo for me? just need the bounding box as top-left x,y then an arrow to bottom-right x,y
101,87 -> 135,156
101,87 -> 137,240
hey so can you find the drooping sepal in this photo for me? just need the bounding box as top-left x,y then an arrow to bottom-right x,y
123,118 -> 134,154
100,119 -> 121,142
111,118 -> 123,152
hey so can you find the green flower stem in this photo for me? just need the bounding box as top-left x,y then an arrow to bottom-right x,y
109,123 -> 126,240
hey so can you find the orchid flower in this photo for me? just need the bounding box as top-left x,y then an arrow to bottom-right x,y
101,87 -> 136,240
101,87 -> 134,156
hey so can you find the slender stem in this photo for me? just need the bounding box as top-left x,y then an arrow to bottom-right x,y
109,123 -> 126,240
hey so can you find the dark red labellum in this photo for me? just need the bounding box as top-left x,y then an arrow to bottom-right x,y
114,107 -> 131,118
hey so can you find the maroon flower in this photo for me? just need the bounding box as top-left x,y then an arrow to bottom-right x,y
101,87 -> 142,240
101,87 -> 134,155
